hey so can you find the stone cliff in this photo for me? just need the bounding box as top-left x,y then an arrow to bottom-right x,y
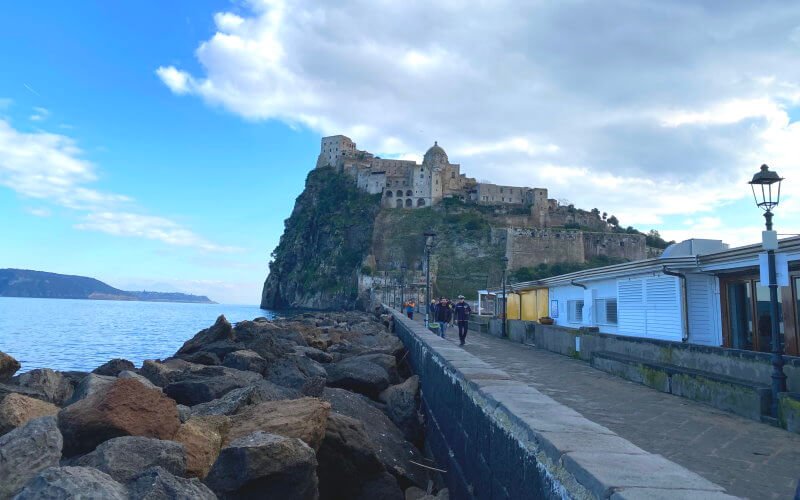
261,167 -> 381,310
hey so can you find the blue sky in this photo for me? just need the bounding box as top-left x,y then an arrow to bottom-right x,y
1,1 -> 799,304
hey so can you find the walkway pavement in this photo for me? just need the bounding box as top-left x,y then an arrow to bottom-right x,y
416,319 -> 800,499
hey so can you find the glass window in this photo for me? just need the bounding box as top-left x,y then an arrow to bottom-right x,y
568,300 -> 583,322
726,282 -> 754,350
755,281 -> 784,352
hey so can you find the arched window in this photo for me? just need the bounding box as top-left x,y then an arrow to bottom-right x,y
406,190 -> 412,196
417,198 -> 426,207
396,199 -> 403,208
386,190 -> 393,197
405,199 -> 412,207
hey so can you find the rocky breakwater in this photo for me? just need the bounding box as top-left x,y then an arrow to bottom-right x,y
0,310 -> 449,499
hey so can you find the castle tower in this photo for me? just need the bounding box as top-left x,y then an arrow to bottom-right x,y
423,141 -> 448,204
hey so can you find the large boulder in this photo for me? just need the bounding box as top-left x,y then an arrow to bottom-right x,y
205,431 -> 318,500
58,378 -> 181,457
92,358 -> 135,377
222,350 -> 267,374
356,472 -> 404,500
0,381 -> 47,402
226,397 -> 330,450
16,368 -> 74,405
379,375 -> 422,442
325,358 -> 391,400
323,388 -> 425,489
190,380 -> 300,417
118,370 -> 159,389
0,351 -> 21,381
12,466 -> 127,500
0,416 -> 63,499
173,415 -> 231,479
64,373 -> 116,405
176,315 -> 235,356
74,436 -> 187,482
317,412 -> 384,500
352,353 -> 399,383
0,393 -> 59,435
294,345 -> 334,364
164,366 -> 262,406
140,358 -> 196,387
265,355 -> 327,397
128,466 -> 217,500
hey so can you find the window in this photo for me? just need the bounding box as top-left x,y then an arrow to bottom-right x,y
500,188 -> 504,193
405,199 -> 412,207
417,198 -> 425,207
451,172 -> 455,178
595,298 -> 618,325
406,190 -> 412,196
568,300 -> 584,323
386,190 -> 393,197
420,174 -> 424,179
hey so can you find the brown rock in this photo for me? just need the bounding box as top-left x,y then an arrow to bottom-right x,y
226,397 -> 330,450
0,350 -> 21,380
173,415 -> 231,479
0,393 -> 59,435
57,378 -> 180,456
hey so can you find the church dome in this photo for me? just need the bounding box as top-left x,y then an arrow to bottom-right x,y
423,141 -> 448,165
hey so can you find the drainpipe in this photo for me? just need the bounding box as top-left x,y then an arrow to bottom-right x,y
662,266 -> 689,342
570,280 -> 587,289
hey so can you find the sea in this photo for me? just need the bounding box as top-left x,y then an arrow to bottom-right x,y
0,297 -> 283,373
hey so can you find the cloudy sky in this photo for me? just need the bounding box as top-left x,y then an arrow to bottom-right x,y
2,1 -> 800,303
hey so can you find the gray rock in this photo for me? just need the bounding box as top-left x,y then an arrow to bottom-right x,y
164,367 -> 261,406
355,471 -> 404,500
12,466 -> 127,500
118,370 -> 159,389
176,315 -> 235,355
190,380 -> 300,417
318,412 -> 384,500
74,435 -> 187,483
323,388 -> 425,489
139,358 -> 196,387
128,466 -> 217,500
177,404 -> 192,423
266,355 -> 327,397
205,431 -> 318,500
178,351 -> 221,366
0,416 -> 63,498
0,381 -> 48,402
222,350 -> 267,374
64,373 -> 116,405
380,376 -> 421,442
294,346 -> 334,364
92,358 -> 135,377
17,368 -> 74,405
352,353 -> 399,383
325,358 -> 391,400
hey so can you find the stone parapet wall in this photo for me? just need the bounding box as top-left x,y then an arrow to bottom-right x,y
389,308 -> 736,499
505,228 -> 647,269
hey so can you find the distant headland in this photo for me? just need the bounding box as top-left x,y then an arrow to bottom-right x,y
0,269 -> 216,304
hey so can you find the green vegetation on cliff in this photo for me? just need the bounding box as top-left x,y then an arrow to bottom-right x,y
373,200 -> 506,300
261,167 -> 381,309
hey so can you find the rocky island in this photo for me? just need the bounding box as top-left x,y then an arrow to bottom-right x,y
0,309 -> 447,500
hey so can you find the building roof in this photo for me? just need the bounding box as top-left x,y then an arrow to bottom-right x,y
423,141 -> 448,164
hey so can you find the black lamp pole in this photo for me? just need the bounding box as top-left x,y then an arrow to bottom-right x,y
401,265 -> 407,308
424,233 -> 436,327
749,164 -> 787,419
501,256 -> 509,338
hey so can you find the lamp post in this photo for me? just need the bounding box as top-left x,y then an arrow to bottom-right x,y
749,164 -> 786,419
401,265 -> 407,309
424,232 -> 437,327
501,256 -> 509,338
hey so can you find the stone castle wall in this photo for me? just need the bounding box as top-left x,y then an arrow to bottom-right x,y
505,228 -> 647,269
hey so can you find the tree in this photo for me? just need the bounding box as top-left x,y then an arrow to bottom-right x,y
602,212 -> 607,220
607,215 -> 619,227
591,208 -> 600,217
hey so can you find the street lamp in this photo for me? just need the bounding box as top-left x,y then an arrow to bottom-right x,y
501,255 -> 509,338
749,164 -> 786,419
424,232 -> 437,327
401,264 -> 407,309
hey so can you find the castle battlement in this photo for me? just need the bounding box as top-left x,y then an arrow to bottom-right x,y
316,135 -> 552,214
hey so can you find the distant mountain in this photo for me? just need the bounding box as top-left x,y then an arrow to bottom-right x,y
0,269 -> 216,304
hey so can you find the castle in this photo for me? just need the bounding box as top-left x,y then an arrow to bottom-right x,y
316,135 -> 550,223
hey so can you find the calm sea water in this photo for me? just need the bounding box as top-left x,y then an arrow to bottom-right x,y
0,297 -> 280,373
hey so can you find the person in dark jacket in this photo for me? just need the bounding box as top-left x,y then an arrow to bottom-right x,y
453,295 -> 472,345
433,297 -> 452,338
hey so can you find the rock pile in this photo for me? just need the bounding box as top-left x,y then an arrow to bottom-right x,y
0,310 -> 448,499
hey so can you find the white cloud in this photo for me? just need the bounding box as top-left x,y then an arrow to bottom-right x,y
0,119 -> 241,253
26,207 -> 52,217
159,0 -> 800,225
74,212 -> 244,253
30,107 -> 49,121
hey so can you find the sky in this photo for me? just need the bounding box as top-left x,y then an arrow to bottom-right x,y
1,1 -> 800,304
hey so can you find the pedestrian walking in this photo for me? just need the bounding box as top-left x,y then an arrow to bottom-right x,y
405,300 -> 415,319
453,295 -> 472,345
433,297 -> 452,338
